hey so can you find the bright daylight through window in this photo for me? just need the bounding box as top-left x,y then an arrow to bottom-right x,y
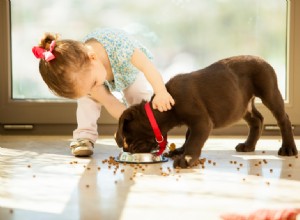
11,0 -> 286,100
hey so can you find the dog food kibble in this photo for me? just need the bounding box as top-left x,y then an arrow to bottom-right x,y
270,169 -> 273,173
262,151 -> 266,154
199,158 -> 206,164
289,164 -> 292,167
97,167 -> 101,171
208,160 -> 212,164
288,174 -> 292,178
263,159 -> 268,164
27,165 -> 31,168
169,143 -> 176,151
161,172 -> 169,176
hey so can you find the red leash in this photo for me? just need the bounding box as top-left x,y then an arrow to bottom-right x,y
144,102 -> 168,156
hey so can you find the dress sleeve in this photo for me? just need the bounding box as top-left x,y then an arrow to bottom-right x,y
106,29 -> 137,64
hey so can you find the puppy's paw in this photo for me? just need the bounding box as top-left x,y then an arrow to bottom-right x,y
235,143 -> 255,152
164,146 -> 184,158
173,155 -> 197,168
278,144 -> 298,156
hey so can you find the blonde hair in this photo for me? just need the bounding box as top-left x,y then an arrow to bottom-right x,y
37,33 -> 91,98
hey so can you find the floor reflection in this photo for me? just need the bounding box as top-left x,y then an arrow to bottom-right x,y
0,136 -> 299,220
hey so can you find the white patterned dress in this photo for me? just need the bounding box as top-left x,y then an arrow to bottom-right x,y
83,28 -> 153,92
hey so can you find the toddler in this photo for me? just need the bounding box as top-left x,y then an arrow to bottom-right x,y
32,28 -> 175,156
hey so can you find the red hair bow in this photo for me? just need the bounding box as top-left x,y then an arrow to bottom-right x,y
32,40 -> 56,62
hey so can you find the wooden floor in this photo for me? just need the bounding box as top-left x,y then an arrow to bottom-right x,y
0,135 -> 300,220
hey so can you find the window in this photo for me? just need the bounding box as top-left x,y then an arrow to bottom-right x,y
11,0 -> 287,99
1,0 -> 299,135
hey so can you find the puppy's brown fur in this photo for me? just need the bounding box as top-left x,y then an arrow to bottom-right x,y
115,55 -> 298,168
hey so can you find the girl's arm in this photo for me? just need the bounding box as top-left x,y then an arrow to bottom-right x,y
131,48 -> 175,112
89,84 -> 126,119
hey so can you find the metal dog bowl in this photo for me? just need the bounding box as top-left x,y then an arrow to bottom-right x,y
115,152 -> 168,164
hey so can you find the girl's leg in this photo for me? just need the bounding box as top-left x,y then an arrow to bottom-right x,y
123,72 -> 153,105
73,96 -> 101,143
71,96 -> 101,156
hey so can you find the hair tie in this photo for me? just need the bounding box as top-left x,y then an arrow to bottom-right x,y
32,40 -> 56,62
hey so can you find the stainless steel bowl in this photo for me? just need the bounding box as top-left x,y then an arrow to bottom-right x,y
115,152 -> 168,164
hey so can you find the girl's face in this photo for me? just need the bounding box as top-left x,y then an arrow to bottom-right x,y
75,55 -> 107,98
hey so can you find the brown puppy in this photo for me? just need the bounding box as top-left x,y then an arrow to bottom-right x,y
115,55 -> 298,168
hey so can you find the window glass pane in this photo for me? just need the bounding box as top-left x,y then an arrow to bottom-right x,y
11,0 -> 287,99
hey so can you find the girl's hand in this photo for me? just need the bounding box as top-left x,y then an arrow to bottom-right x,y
130,48 -> 175,112
152,90 -> 175,112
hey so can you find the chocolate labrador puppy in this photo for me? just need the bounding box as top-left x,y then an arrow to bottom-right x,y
115,55 -> 298,168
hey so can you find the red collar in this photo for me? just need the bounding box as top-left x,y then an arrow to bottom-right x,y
144,102 -> 168,156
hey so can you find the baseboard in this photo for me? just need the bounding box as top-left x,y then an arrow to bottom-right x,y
1,123 -> 298,136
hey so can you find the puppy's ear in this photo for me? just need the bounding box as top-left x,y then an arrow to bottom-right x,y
122,108 -> 135,121
116,110 -> 132,148
118,109 -> 134,136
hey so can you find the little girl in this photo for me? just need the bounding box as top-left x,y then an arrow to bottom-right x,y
32,28 -> 175,156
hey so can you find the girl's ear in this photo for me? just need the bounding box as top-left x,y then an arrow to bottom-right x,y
87,51 -> 97,61
85,45 -> 97,60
